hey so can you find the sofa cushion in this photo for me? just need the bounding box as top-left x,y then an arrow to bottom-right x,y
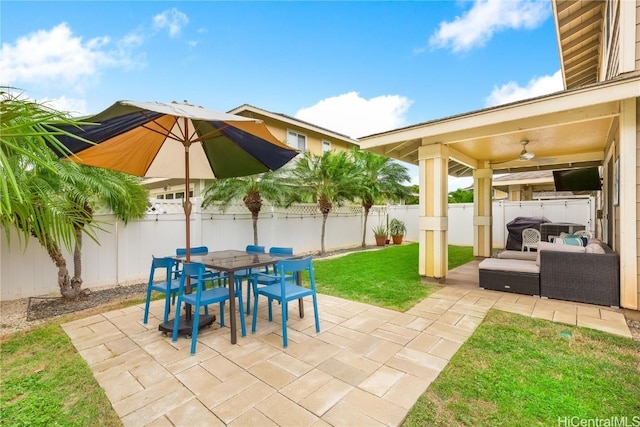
536,241 -> 585,265
496,250 -> 537,261
479,258 -> 540,274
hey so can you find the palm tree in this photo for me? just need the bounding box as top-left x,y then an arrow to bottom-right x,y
351,148 -> 411,247
290,151 -> 358,253
201,169 -> 292,245
448,188 -> 474,203
1,90 -> 150,298
0,89 -> 86,247
59,163 -> 149,295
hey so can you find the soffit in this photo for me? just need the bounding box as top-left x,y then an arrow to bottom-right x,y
553,0 -> 605,89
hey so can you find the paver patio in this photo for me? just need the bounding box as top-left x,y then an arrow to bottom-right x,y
62,260 -> 631,426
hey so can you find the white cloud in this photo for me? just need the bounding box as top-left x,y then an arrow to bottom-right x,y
0,22 -> 144,89
1,23 -> 108,86
295,92 -> 413,139
485,70 -> 563,106
153,8 -> 188,38
40,95 -> 88,117
429,0 -> 550,53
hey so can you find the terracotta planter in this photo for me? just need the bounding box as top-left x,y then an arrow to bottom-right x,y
392,235 -> 403,245
374,235 -> 387,246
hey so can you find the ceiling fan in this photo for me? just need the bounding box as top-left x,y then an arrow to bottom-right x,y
491,140 -> 555,165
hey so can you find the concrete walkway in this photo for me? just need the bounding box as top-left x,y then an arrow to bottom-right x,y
62,260 -> 631,426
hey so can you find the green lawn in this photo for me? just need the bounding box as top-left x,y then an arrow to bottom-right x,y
403,310 -> 640,426
312,243 -> 474,311
0,324 -> 122,427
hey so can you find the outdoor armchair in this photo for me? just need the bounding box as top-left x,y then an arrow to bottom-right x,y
522,228 -> 541,252
143,256 -> 182,324
251,256 -> 320,348
175,246 -> 227,286
172,262 -> 247,354
246,246 -> 294,312
235,245 -> 266,313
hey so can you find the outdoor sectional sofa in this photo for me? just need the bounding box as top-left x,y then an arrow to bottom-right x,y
479,240 -> 620,307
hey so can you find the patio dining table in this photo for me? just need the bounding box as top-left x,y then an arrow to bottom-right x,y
173,249 -> 299,344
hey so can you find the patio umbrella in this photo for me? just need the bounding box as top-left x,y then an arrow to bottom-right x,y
52,100 -> 298,261
51,100 -> 299,331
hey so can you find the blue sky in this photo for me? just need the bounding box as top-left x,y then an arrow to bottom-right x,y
1,0 -> 562,187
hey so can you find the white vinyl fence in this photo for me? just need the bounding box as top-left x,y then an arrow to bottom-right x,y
1,197 -> 593,300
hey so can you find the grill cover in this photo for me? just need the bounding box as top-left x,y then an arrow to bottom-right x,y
505,216 -> 551,251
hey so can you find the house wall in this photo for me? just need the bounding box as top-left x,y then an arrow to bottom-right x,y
635,0 -> 640,71
235,112 -> 356,156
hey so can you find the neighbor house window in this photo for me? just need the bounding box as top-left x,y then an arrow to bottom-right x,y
287,130 -> 306,152
322,140 -> 331,153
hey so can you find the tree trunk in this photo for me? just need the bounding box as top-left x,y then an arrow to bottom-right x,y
71,226 -> 83,292
44,241 -> 79,299
251,211 -> 259,245
244,190 -> 262,246
321,212 -> 328,254
318,196 -> 332,254
361,203 -> 372,247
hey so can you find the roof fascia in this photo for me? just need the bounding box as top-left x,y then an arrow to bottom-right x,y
228,104 -> 360,146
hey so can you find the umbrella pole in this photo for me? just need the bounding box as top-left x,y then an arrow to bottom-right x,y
184,142 -> 192,319
159,139 -> 215,336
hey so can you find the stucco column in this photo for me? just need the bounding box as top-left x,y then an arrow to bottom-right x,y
418,143 -> 448,279
473,167 -> 493,257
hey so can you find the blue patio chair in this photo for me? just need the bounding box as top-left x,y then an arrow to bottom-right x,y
172,262 -> 246,354
251,256 -> 320,348
143,256 -> 181,324
247,246 -> 294,312
176,246 -> 227,287
235,245 -> 266,313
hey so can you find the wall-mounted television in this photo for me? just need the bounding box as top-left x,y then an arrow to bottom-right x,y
553,167 -> 602,191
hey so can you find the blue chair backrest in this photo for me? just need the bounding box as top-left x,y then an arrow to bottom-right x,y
150,256 -> 176,282
276,257 -> 314,288
269,247 -> 293,256
152,256 -> 175,270
176,246 -> 209,256
246,245 -> 265,253
181,262 -> 206,281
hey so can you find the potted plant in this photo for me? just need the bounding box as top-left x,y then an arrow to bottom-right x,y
389,218 -> 406,244
372,225 -> 388,246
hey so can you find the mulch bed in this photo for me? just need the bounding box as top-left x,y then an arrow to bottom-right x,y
27,283 -> 148,321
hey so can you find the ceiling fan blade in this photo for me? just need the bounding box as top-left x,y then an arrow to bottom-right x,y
529,157 -> 556,163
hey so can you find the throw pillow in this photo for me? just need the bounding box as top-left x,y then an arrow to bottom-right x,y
585,241 -> 606,254
550,236 -> 584,246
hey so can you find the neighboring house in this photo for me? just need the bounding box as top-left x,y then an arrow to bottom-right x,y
145,104 -> 360,199
360,1 -> 640,310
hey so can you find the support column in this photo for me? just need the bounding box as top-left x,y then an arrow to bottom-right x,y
473,167 -> 493,257
418,143 -> 449,279
619,98 -> 638,309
